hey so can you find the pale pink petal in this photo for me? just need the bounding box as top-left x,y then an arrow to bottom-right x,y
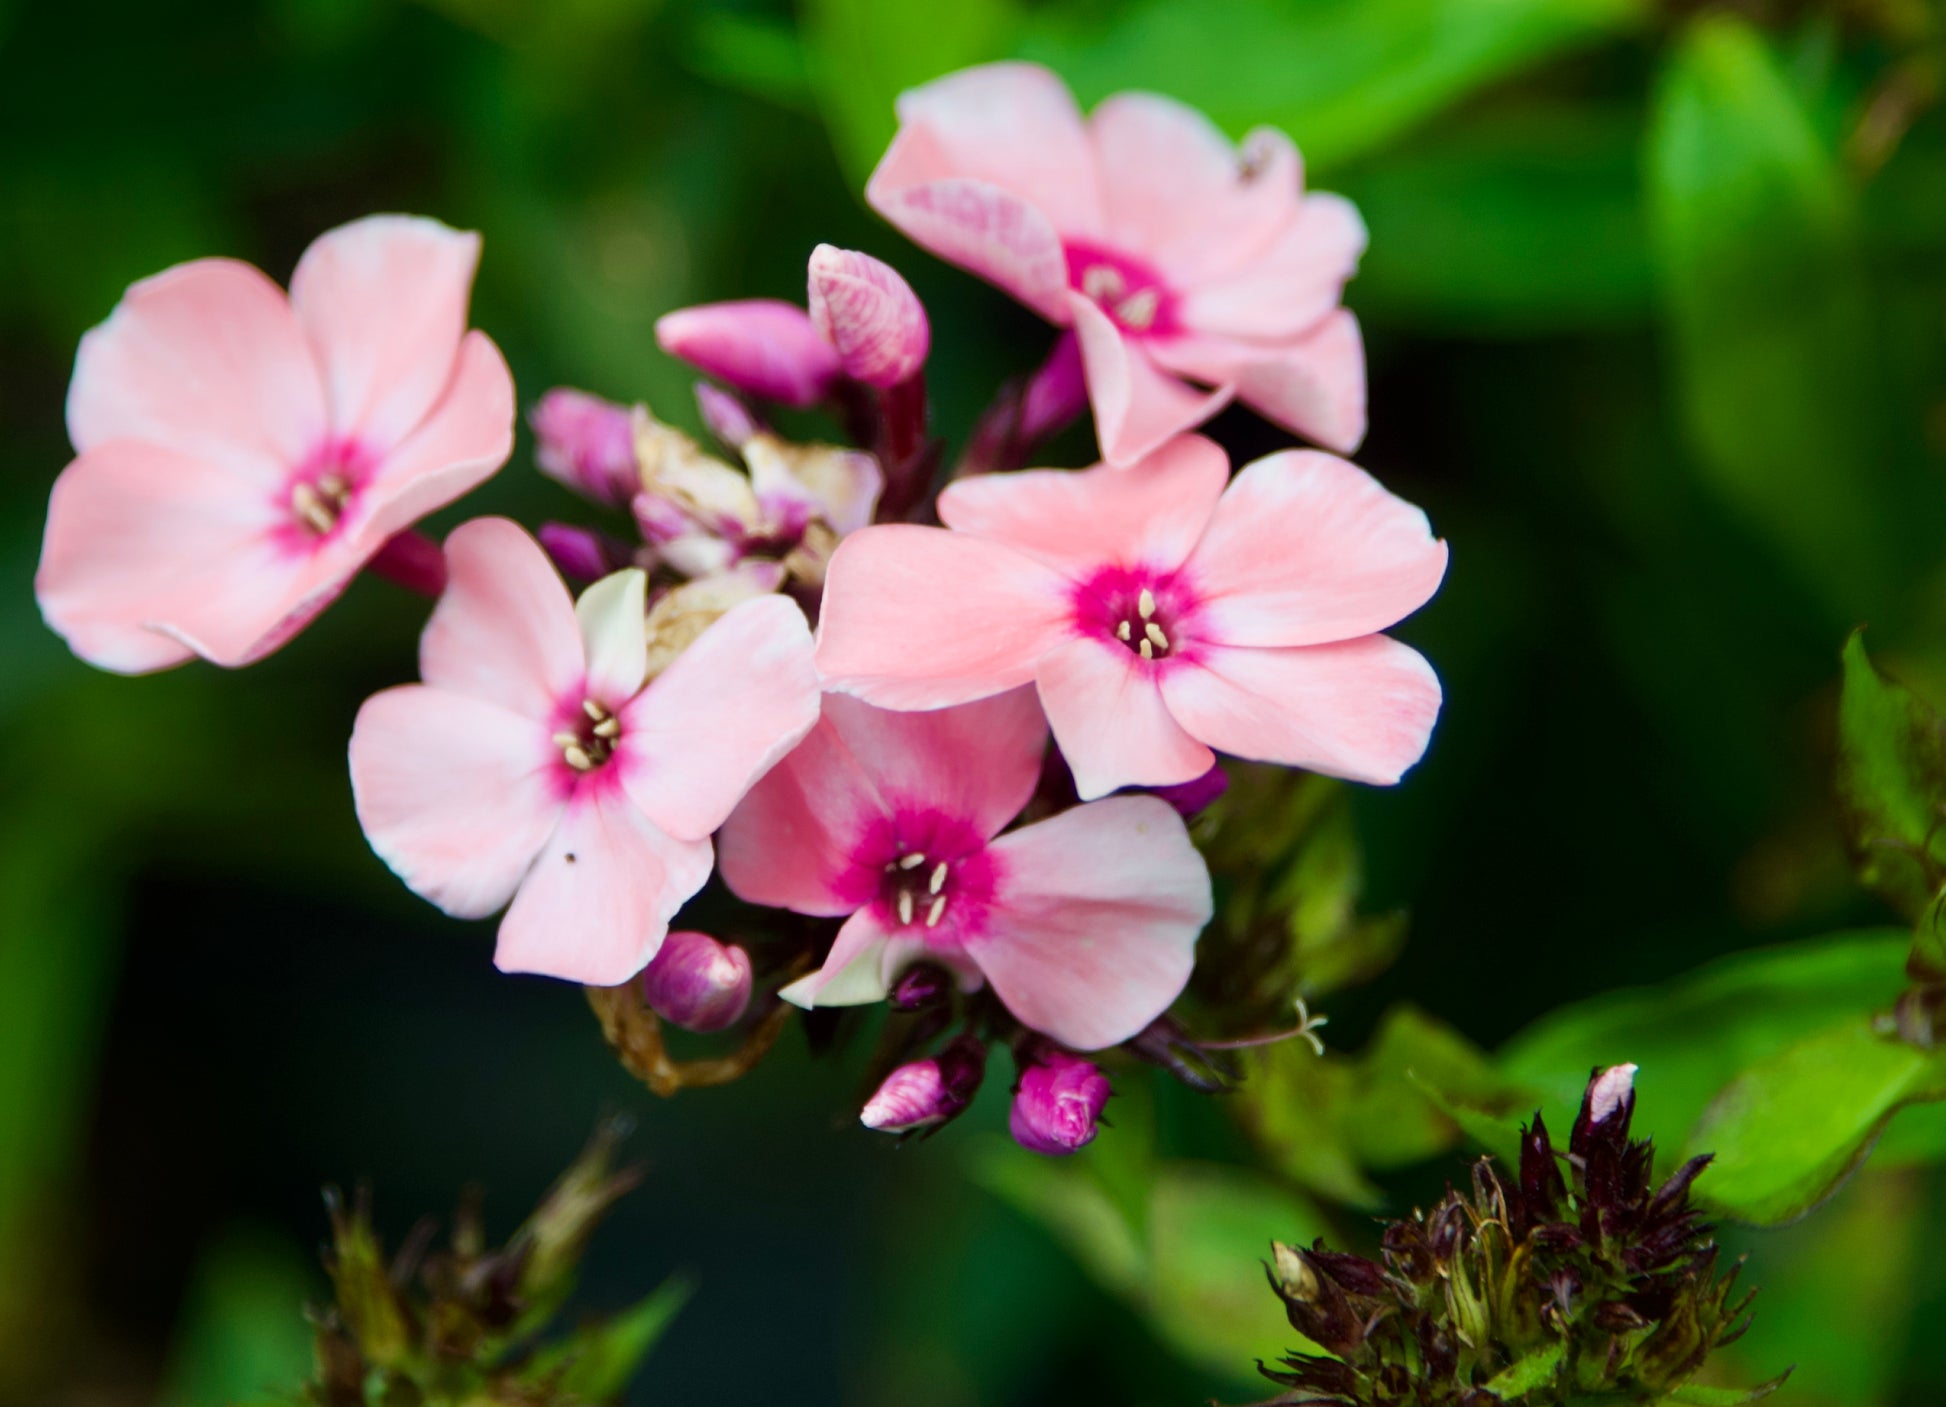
288,215 -> 483,451
1185,450 -> 1446,648
618,594 -> 820,841
35,440 -> 283,673
420,517 -> 583,719
1068,292 -> 1232,466
354,331 -> 517,539
1089,95 -> 1305,286
494,791 -> 713,986
1159,636 -> 1440,785
67,257 -> 326,476
816,526 -> 1070,710
348,684 -> 563,918
575,568 -> 649,705
865,167 -> 1073,323
780,909 -> 913,1008
1175,194 -> 1365,340
937,434 -> 1228,577
1034,637 -> 1213,800
654,300 -> 843,408
874,62 -> 1102,240
976,795 -> 1210,1050
717,710 -> 883,917
831,690 -> 1046,838
1152,310 -> 1367,456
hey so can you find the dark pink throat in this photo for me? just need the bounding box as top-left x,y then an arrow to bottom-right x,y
277,437 -> 378,549
848,808 -> 998,943
1064,241 -> 1177,336
1071,564 -> 1198,664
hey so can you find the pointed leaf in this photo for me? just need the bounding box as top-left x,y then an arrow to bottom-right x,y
1836,630 -> 1946,918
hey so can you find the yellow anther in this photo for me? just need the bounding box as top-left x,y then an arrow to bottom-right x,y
929,861 -> 948,895
898,890 -> 915,925
898,852 -> 926,870
592,716 -> 621,739
1116,620 -> 1132,641
926,895 -> 947,928
562,744 -> 595,772
1146,622 -> 1169,650
1139,639 -> 1154,660
1138,588 -> 1156,619
1117,289 -> 1159,330
582,699 -> 608,721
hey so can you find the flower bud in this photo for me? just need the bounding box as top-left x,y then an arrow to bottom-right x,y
537,522 -> 630,584
694,381 -> 761,450
807,244 -> 930,388
1008,1047 -> 1111,1156
1270,1240 -> 1320,1303
530,388 -> 640,506
889,963 -> 951,1012
639,929 -> 753,1033
1150,762 -> 1229,819
1020,330 -> 1087,444
860,1037 -> 986,1135
654,299 -> 842,408
1587,1062 -> 1638,1126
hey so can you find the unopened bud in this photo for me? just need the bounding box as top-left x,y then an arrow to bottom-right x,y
655,299 -> 841,408
537,522 -> 630,584
694,381 -> 762,450
1588,1063 -> 1637,1127
807,244 -> 930,389
1008,1046 -> 1111,1156
1150,762 -> 1228,819
639,930 -> 753,1033
530,388 -> 640,506
889,963 -> 951,1012
1020,330 -> 1087,444
860,1037 -> 985,1135
1270,1240 -> 1319,1303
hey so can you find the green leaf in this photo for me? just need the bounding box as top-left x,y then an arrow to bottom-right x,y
157,1230 -> 318,1407
1914,889 -> 1946,983
1666,1372 -> 1792,1404
1482,1338 -> 1564,1397
1836,630 -> 1946,919
1406,1069 -> 1527,1166
1685,1019 -> 1946,1224
682,11 -> 815,112
1647,17 -> 1895,622
542,1274 -> 694,1402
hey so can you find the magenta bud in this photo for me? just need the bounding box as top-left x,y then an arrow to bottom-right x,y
530,388 -> 640,507
654,299 -> 842,409
807,244 -> 930,389
1009,1047 -> 1111,1156
860,1037 -> 985,1135
1150,763 -> 1229,819
1020,330 -> 1087,444
537,522 -> 629,584
889,964 -> 951,1012
639,930 -> 753,1033
693,382 -> 762,450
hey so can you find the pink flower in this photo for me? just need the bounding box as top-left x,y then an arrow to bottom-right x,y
717,688 -> 1212,1050
806,244 -> 931,388
1009,1047 -> 1111,1155
815,435 -> 1445,800
867,62 -> 1367,465
531,388 -> 639,506
349,517 -> 820,986
654,300 -> 843,408
38,215 -> 516,673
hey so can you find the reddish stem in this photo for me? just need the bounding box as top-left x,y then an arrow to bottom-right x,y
366,529 -> 448,597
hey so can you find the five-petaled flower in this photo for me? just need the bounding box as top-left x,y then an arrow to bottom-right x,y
867,62 -> 1366,464
717,688 -> 1212,1050
815,435 -> 1445,800
38,215 -> 516,672
349,517 -> 820,986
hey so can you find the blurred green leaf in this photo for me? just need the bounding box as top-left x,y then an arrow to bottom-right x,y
525,1274 -> 693,1401
1836,630 -> 1946,920
1647,16 -> 1896,623
1667,1379 -> 1791,1405
157,1229 -> 318,1407
1484,1339 -> 1564,1397
1685,1019 -> 1946,1224
683,10 -> 814,111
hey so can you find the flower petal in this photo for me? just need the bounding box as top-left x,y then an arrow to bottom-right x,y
1149,309 -> 1367,454
355,330 -> 517,540
653,300 -> 843,408
494,791 -> 713,986
576,568 -> 649,705
288,215 -> 483,451
866,170 -> 1073,323
816,526 -> 1069,710
778,909 -> 925,1009
349,684 -> 563,918
1185,449 -> 1446,648
1159,636 -> 1441,785
67,257 -> 326,477
420,517 -> 583,719
1175,193 -> 1365,340
1035,637 -> 1213,800
1068,292 -> 1232,466
938,433 -> 1229,577
618,594 -> 820,841
975,795 -> 1210,1050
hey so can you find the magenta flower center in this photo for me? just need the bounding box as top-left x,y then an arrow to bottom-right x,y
1064,242 -> 1175,335
849,810 -> 997,942
1071,565 -> 1197,663
553,697 -> 622,773
283,438 -> 376,540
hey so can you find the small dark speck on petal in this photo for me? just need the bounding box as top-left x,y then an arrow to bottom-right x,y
565,853 -> 577,864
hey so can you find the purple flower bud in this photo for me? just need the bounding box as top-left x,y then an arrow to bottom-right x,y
1587,1062 -> 1637,1128
860,1037 -> 985,1134
1009,1047 -> 1111,1156
806,245 -> 930,389
537,522 -> 630,584
889,963 -> 951,1012
1149,762 -> 1229,818
693,382 -> 762,450
1020,330 -> 1087,444
654,299 -> 842,408
530,388 -> 640,506
639,930 -> 752,1033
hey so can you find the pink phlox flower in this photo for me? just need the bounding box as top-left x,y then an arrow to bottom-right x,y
38,215 -> 516,673
815,434 -> 1446,800
866,61 -> 1367,465
717,688 -> 1212,1050
349,517 -> 820,986
531,388 -> 640,507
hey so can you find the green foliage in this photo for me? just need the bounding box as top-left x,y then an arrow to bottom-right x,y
1837,631 -> 1946,919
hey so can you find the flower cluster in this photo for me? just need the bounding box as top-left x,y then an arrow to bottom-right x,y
32,63 -> 1445,1152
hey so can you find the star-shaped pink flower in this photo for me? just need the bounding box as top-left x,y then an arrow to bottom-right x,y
38,215 -> 516,672
717,689 -> 1211,1050
867,62 -> 1367,464
349,518 -> 820,986
815,435 -> 1445,800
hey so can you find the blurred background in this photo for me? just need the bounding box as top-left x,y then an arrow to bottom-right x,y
3,0 -> 1946,1402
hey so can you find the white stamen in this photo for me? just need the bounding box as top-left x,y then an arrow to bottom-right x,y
1081,264 -> 1125,302
316,471 -> 349,498
898,890 -> 915,925
1139,639 -> 1154,660
898,851 -> 926,870
1116,620 -> 1132,641
925,895 -> 947,928
1138,588 -> 1156,619
562,744 -> 595,771
1116,289 -> 1159,330
582,699 -> 607,721
1145,622 -> 1169,650
552,731 -> 581,749
592,716 -> 621,739
929,861 -> 948,895
290,483 -> 335,534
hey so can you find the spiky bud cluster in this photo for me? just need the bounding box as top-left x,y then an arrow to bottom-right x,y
1258,1066 -> 1782,1406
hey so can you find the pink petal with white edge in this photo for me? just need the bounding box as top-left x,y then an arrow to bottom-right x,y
618,594 -> 820,842
1068,293 -> 1232,466
938,434 -> 1229,577
495,790 -> 714,986
575,568 -> 649,706
876,62 -> 1102,241
816,526 -> 1069,710
1187,450 -> 1446,649
420,518 -> 583,720
348,684 -> 564,918
289,215 -> 482,452
1035,637 -> 1213,800
1176,194 -> 1366,341
866,167 -> 1073,324
1151,310 -> 1367,454
35,440 -> 283,673
1088,94 -> 1305,287
1159,636 -> 1441,785
977,795 -> 1210,1049
67,258 -> 326,477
